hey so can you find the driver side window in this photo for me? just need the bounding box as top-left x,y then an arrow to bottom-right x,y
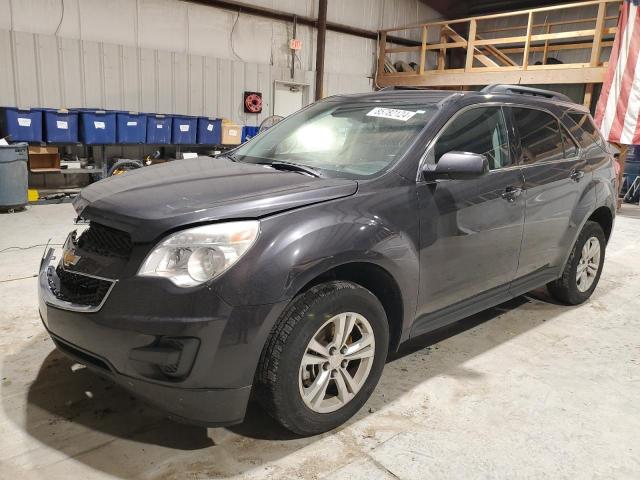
434,107 -> 511,170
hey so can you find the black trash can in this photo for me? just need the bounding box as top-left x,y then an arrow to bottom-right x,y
0,143 -> 29,211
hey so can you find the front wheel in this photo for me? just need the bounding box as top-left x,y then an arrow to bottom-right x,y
547,221 -> 606,305
254,281 -> 389,436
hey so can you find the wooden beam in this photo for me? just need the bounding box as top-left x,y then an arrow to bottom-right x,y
384,46 -> 421,53
380,0 -> 622,34
377,31 -> 387,86
376,66 -> 607,87
465,20 -> 477,71
591,2 -> 607,66
420,26 -> 427,75
438,26 -> 446,71
501,40 -> 614,54
523,12 -> 533,70
584,83 -> 595,109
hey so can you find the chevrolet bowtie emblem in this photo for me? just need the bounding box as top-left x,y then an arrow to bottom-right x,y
62,249 -> 81,267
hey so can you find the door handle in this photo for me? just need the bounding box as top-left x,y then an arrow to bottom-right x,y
570,169 -> 585,182
501,186 -> 523,202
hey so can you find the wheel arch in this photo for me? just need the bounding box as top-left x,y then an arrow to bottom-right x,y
296,261 -> 405,352
587,205 -> 614,243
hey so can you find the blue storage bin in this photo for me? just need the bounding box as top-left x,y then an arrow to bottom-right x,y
79,110 -> 116,144
43,109 -> 78,143
171,115 -> 197,144
242,126 -> 260,143
0,108 -> 43,142
116,112 -> 147,144
196,117 -> 221,144
146,115 -> 172,144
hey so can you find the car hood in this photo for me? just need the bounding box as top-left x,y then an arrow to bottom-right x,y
75,156 -> 358,242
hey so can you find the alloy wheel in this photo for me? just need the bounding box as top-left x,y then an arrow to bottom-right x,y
576,236 -> 601,292
298,312 -> 375,413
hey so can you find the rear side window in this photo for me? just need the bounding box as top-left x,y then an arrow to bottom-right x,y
512,108 -> 564,164
566,112 -> 605,149
561,125 -> 579,158
434,107 -> 511,170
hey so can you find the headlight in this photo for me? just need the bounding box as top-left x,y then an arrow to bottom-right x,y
138,221 -> 259,287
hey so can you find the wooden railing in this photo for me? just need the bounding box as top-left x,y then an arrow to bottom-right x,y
375,0 -> 622,88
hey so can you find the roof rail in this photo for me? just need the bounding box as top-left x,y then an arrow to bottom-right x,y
378,86 -> 431,91
481,84 -> 572,103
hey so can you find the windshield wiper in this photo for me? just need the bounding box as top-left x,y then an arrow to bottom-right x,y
216,152 -> 237,162
259,161 -> 322,178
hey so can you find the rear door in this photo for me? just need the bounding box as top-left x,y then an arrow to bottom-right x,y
508,106 -> 587,282
414,106 -> 525,332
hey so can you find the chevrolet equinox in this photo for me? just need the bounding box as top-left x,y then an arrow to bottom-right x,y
39,84 -> 616,435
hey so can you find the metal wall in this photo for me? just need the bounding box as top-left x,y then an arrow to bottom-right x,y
0,0 -> 442,124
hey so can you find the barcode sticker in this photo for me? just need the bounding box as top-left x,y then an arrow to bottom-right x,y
127,121 -> 137,126
157,124 -> 163,129
94,121 -> 105,129
228,129 -> 238,136
57,121 -> 68,129
207,124 -> 214,132
18,117 -> 32,127
180,124 -> 190,132
366,107 -> 416,122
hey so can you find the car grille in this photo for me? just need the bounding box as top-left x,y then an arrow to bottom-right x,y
49,265 -> 113,307
76,222 -> 133,259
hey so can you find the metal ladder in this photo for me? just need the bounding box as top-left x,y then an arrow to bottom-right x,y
623,175 -> 640,204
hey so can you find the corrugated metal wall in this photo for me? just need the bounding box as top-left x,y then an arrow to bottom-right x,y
0,0 -> 442,124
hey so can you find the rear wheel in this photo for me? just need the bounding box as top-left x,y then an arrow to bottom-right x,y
254,281 -> 389,435
547,221 -> 606,305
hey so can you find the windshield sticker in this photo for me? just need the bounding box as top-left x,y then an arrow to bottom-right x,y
367,107 -> 417,122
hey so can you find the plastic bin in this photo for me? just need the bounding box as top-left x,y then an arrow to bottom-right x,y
171,115 -> 197,144
116,112 -> 147,144
146,115 -> 172,144
43,109 -> 78,143
242,126 -> 260,143
197,117 -> 222,144
0,108 -> 43,142
79,110 -> 116,144
0,143 -> 28,211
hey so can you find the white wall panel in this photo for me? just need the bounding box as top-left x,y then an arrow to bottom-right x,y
156,49 -> 172,113
188,54 -> 204,116
13,31 -> 39,107
35,34 -> 61,107
173,52 -> 189,114
81,40 -> 103,108
0,30 -> 15,106
59,37 -> 83,107
103,43 -> 123,110
121,45 -> 141,111
0,0 -> 444,121
139,47 -> 157,112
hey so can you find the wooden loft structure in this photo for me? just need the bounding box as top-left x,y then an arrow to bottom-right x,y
375,0 -> 622,105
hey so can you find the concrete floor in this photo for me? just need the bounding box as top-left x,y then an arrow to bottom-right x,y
1,203 -> 639,480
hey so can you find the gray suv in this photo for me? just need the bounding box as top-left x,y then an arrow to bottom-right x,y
38,85 -> 616,435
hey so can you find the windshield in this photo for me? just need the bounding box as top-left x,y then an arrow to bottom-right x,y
231,101 -> 438,178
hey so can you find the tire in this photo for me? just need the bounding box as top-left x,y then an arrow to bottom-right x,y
107,159 -> 143,177
254,281 -> 389,436
547,221 -> 606,305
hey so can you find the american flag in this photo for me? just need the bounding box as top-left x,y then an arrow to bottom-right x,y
595,0 -> 640,144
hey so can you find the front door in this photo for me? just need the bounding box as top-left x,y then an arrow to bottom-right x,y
414,106 -> 525,335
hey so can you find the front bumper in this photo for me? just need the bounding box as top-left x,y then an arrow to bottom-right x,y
38,247 -> 287,426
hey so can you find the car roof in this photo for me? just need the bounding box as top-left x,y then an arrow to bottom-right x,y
326,86 -> 588,113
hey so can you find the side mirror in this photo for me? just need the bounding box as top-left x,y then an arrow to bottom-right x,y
422,151 -> 489,181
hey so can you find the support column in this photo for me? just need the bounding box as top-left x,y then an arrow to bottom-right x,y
315,0 -> 328,101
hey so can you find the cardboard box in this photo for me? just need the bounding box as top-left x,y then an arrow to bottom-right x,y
28,145 -> 60,172
221,124 -> 242,145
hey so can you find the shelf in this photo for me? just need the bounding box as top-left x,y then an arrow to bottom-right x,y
60,168 -> 98,174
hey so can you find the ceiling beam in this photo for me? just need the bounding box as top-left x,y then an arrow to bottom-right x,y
187,0 -> 421,47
